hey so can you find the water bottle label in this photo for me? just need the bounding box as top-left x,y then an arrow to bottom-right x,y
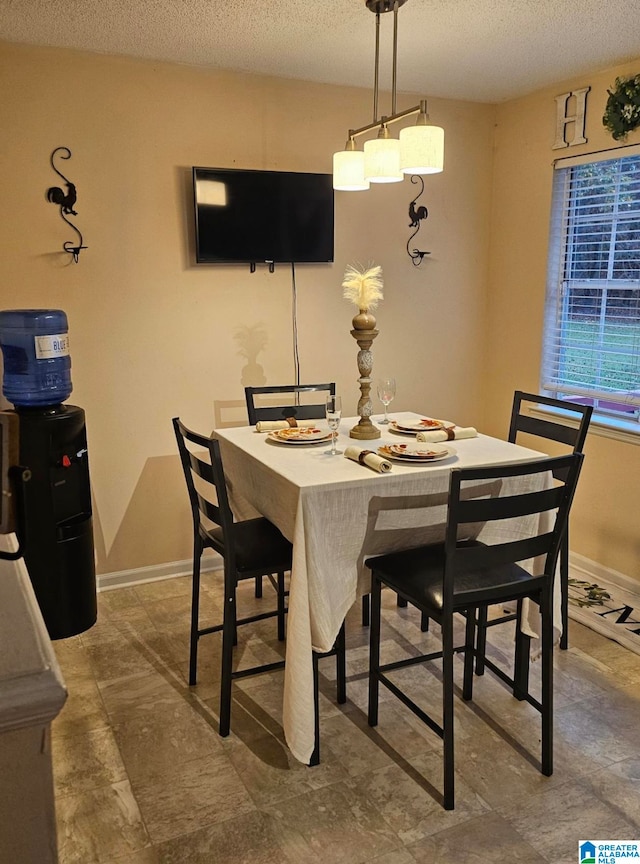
34,333 -> 70,359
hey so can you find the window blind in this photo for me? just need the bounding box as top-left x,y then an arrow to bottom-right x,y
542,150 -> 640,416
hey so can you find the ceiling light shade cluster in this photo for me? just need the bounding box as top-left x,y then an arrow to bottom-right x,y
333,0 -> 444,192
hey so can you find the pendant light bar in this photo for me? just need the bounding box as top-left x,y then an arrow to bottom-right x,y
348,102 -> 430,140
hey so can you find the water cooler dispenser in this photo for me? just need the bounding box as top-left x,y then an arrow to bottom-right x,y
0,309 -> 97,639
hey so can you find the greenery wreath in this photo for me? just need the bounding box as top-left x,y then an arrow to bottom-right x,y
603,74 -> 640,140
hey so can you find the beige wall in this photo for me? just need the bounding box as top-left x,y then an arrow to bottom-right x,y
0,42 -> 495,575
487,61 -> 640,579
2,40 -> 637,582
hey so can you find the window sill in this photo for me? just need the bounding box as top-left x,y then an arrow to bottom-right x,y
529,406 -> 640,446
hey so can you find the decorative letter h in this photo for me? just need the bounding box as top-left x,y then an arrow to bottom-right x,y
552,87 -> 590,149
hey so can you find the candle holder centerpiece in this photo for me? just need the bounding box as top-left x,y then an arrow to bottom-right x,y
342,264 -> 384,440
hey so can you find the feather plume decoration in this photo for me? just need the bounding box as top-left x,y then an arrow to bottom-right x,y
342,264 -> 384,311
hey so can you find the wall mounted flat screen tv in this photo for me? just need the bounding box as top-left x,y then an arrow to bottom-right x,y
193,167 -> 334,264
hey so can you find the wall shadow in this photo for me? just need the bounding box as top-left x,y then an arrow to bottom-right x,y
94,453 -> 191,575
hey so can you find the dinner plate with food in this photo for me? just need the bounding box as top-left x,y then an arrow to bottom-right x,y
378,443 -> 456,463
268,427 -> 333,445
389,418 -> 451,434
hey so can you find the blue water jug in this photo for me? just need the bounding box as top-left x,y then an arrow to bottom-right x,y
0,309 -> 72,407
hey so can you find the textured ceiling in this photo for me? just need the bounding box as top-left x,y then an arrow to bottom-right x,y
1,0 -> 639,103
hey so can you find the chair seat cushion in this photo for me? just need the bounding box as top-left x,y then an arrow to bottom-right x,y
366,541 -> 543,612
203,517 -> 292,576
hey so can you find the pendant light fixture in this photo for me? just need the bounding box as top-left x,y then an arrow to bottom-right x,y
332,0 -> 444,192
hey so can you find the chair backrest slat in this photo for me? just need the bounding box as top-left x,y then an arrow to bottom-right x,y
509,390 -> 592,453
454,532 -> 555,575
245,383 -> 336,425
189,450 -> 214,484
514,413 -> 578,447
458,484 -> 565,524
197,492 -> 222,526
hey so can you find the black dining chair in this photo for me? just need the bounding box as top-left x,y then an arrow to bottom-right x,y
366,452 -> 584,810
246,382 -> 374,629
246,381 -> 371,637
245,383 -> 336,426
244,383 -> 337,601
245,382 -> 345,624
473,390 -> 592,673
173,417 -> 345,758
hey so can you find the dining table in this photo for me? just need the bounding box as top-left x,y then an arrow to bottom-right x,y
215,411 -> 552,764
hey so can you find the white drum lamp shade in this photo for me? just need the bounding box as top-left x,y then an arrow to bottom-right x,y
364,137 -> 402,183
400,123 -> 444,174
333,149 -> 370,191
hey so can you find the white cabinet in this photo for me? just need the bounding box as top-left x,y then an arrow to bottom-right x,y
0,537 -> 67,864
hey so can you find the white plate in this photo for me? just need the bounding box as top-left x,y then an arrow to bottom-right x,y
268,428 -> 332,444
378,443 -> 456,463
389,418 -> 447,434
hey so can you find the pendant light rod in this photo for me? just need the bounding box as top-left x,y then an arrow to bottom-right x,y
371,2 -> 400,124
391,1 -> 398,116
353,0 -> 418,138
373,11 -> 380,122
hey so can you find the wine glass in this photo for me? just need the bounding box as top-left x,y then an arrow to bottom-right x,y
377,377 -> 396,424
325,395 -> 342,455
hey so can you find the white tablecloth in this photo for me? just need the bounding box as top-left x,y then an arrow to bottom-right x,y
216,412 -> 550,763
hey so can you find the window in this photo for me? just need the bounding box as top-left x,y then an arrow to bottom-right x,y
542,147 -> 640,427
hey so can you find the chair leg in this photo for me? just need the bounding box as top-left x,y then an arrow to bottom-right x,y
309,649 -> 321,766
336,622 -> 347,704
441,614 -> 455,811
188,536 -> 203,686
362,593 -> 370,627
513,599 -> 530,701
396,593 -> 408,608
559,532 -> 569,650
420,611 -> 430,632
308,621 -> 347,767
368,574 -> 382,728
219,575 -> 237,738
277,571 -> 286,642
462,609 -> 475,701
541,586 -> 554,776
475,606 -> 488,675
540,587 -> 553,777
254,574 -> 263,598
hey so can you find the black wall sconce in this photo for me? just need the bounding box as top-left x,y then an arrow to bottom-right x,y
406,175 -> 430,266
47,147 -> 87,263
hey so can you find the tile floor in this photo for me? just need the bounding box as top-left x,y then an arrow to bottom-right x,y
51,573 -> 640,864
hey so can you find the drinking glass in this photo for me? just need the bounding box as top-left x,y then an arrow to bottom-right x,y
376,377 -> 396,424
326,395 -> 342,455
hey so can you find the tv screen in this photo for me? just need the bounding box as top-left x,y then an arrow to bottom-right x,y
193,167 -> 334,264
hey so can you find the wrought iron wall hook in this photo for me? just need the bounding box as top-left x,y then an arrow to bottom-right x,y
406,175 -> 430,266
46,147 -> 87,263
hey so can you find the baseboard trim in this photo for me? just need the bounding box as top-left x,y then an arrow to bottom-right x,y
98,551 -> 640,655
97,553 -> 223,592
569,552 -> 639,594
569,551 -> 640,655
